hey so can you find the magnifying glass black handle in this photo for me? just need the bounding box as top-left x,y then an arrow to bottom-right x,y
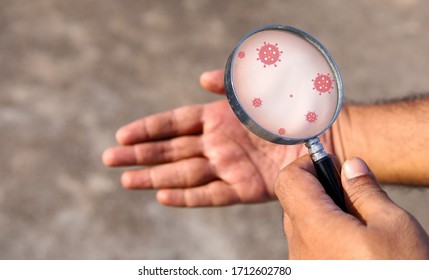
314,156 -> 347,212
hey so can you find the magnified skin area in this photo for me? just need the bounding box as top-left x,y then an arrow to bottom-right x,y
231,30 -> 339,140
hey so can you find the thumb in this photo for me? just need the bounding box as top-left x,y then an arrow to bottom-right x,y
199,69 -> 226,95
341,157 -> 397,224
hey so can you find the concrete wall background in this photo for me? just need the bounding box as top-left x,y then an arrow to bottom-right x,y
1,0 -> 429,259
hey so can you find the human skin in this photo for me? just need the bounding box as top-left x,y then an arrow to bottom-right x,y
102,69 -> 429,207
275,155 -> 429,259
102,69 -> 429,259
332,98 -> 429,185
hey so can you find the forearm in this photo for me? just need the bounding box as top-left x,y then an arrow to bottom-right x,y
332,97 -> 429,186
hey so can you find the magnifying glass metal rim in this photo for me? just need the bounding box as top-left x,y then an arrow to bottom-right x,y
224,24 -> 344,145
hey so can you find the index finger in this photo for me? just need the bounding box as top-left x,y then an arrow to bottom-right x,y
116,104 -> 204,145
275,155 -> 341,221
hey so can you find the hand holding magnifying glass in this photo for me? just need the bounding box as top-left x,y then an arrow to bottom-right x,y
225,25 -> 347,211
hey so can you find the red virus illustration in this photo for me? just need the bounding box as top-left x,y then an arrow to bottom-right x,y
312,73 -> 334,95
305,111 -> 318,124
278,128 -> 286,135
256,42 -> 283,67
238,51 -> 246,59
252,97 -> 263,108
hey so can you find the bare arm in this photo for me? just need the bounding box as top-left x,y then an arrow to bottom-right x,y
332,97 -> 429,185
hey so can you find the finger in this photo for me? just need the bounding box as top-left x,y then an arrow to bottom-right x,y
199,69 -> 225,95
156,181 -> 240,207
282,211 -> 293,241
341,157 -> 397,224
102,136 -> 202,166
121,157 -> 216,189
116,105 -> 204,145
275,155 -> 342,222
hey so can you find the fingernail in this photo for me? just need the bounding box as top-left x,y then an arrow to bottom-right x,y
343,157 -> 369,180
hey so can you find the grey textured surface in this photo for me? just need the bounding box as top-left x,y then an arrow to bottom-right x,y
1,0 -> 428,259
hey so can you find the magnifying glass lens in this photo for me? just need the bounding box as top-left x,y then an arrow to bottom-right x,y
231,30 -> 339,140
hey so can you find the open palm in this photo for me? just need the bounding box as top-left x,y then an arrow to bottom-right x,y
102,70 -> 310,206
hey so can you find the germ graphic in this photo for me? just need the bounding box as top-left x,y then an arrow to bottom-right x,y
278,128 -> 286,135
238,51 -> 246,59
256,42 -> 283,67
312,73 -> 334,95
305,111 -> 318,124
252,97 -> 263,108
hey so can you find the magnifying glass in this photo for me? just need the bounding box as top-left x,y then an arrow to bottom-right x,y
224,25 -> 347,211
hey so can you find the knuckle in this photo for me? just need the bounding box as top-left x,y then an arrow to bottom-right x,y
274,166 -> 295,193
345,174 -> 388,209
346,173 -> 377,189
133,145 -> 145,164
274,165 -> 303,210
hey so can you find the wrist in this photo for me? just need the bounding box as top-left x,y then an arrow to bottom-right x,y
329,104 -> 352,164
